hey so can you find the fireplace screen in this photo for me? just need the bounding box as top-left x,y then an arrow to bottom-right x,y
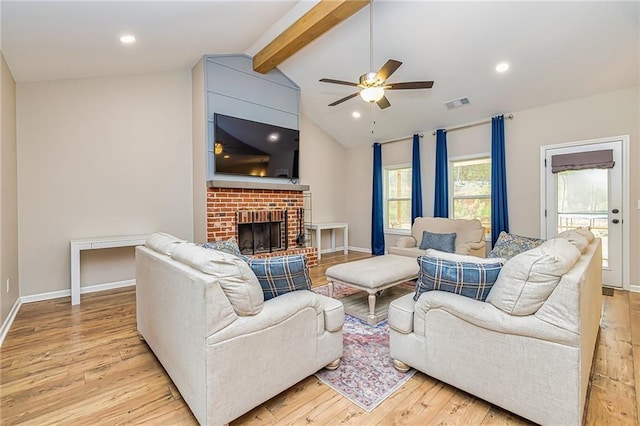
236,210 -> 288,255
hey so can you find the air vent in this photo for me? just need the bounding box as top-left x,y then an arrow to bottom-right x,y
445,97 -> 470,109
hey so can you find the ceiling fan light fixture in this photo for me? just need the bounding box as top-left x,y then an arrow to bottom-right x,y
360,72 -> 379,86
360,86 -> 385,103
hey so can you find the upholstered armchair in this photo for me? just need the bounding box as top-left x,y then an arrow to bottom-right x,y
388,217 -> 486,258
136,233 -> 344,425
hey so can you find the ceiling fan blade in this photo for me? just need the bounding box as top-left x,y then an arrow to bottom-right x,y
328,92 -> 360,106
376,95 -> 391,109
319,78 -> 359,87
375,60 -> 402,83
386,81 -> 434,90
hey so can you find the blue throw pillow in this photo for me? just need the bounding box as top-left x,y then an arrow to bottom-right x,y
488,232 -> 545,259
414,255 -> 504,302
245,255 -> 312,300
419,230 -> 456,253
202,237 -> 241,257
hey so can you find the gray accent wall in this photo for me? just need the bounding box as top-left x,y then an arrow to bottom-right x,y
203,54 -> 300,181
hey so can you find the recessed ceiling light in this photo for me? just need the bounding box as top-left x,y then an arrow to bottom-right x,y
223,155 -> 230,159
496,62 -> 510,73
120,35 -> 136,44
352,111 -> 361,119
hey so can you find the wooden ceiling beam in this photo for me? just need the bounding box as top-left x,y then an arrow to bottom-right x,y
253,0 -> 369,74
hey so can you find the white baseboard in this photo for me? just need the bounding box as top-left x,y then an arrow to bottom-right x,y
348,246 -> 371,254
20,279 -> 136,304
630,285 -> 640,293
0,297 -> 22,347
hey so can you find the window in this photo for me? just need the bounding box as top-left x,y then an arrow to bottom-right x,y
451,157 -> 491,238
384,166 -> 412,231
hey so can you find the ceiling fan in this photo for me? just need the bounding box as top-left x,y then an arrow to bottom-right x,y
319,0 -> 434,110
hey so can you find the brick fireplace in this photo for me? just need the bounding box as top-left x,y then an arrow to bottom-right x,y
207,186 -> 318,266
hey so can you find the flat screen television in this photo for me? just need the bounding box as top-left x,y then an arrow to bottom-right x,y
213,113 -> 299,179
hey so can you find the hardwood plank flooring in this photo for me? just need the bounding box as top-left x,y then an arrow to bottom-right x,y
1,251 -> 638,425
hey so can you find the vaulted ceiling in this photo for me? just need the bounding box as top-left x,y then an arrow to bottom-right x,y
2,1 -> 638,147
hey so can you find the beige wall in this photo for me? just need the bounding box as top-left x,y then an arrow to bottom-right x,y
300,114 -> 348,250
191,59 -> 207,243
344,87 -> 640,285
1,52 -> 19,324
345,144 -> 371,251
17,71 -> 193,297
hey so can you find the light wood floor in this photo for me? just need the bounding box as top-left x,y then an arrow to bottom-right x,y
1,251 -> 638,425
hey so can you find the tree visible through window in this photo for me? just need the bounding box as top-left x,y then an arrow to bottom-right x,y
385,166 -> 412,230
451,158 -> 491,237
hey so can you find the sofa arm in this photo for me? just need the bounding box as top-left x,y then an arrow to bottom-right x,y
388,293 -> 416,333
396,236 -> 417,248
314,293 -> 344,333
414,291 -> 579,346
206,290 -> 324,344
467,240 -> 487,257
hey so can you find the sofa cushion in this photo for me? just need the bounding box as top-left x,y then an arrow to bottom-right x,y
246,255 -> 312,301
145,232 -> 186,256
556,230 -> 589,253
414,254 -> 505,302
487,238 -> 581,316
488,232 -> 545,259
419,230 -> 456,252
171,243 -> 264,316
202,236 -> 242,257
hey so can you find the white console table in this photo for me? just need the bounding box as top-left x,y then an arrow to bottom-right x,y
306,223 -> 348,260
70,234 -> 148,305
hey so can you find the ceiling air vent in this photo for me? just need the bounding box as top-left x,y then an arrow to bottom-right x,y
445,97 -> 470,109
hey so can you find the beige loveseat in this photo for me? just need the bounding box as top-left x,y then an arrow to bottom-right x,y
136,233 -> 344,426
388,230 -> 602,425
388,217 -> 486,257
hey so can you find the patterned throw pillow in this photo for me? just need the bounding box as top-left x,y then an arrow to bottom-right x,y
414,255 -> 505,302
202,237 -> 241,257
245,255 -> 312,300
488,232 -> 544,260
419,230 -> 457,253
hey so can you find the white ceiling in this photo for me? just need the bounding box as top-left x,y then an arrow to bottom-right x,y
2,1 -> 639,148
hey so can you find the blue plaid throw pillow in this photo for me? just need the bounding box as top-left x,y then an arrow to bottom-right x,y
245,255 -> 312,300
414,255 -> 504,302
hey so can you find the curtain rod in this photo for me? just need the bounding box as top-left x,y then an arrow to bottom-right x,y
373,133 -> 424,146
431,113 -> 514,135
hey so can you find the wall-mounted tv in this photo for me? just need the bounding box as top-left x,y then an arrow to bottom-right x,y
213,113 -> 299,179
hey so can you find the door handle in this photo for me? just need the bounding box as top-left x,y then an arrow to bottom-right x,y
612,219 -> 620,224
612,208 -> 619,214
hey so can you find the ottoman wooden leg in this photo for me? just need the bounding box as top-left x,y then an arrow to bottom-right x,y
367,293 -> 377,325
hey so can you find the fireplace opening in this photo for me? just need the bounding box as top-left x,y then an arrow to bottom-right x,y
236,210 -> 288,255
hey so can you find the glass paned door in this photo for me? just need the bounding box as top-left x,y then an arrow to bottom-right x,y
544,140 -> 623,287
556,169 -> 609,267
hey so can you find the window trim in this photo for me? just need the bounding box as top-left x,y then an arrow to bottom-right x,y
383,163 -> 412,234
449,153 -> 491,240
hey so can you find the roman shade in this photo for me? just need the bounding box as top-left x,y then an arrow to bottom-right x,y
551,149 -> 614,173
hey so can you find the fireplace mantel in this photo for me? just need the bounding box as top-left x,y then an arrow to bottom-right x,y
208,180 -> 309,192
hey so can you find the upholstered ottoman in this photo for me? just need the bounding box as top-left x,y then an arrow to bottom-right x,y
326,254 -> 419,324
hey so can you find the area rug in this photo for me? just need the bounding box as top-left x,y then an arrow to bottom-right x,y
313,284 -> 416,412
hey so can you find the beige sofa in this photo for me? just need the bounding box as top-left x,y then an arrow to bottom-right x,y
388,217 -> 486,257
136,233 -> 344,426
388,232 -> 602,425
